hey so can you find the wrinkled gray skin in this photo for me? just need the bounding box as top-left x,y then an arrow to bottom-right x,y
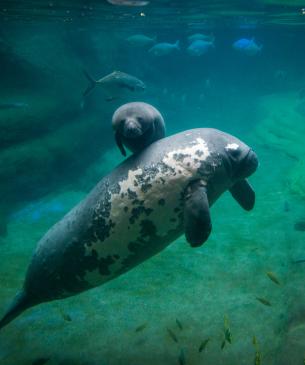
112,102 -> 166,156
0,128 -> 258,330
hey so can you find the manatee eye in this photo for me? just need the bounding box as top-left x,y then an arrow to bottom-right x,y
137,117 -> 144,123
225,143 -> 241,161
229,148 -> 241,159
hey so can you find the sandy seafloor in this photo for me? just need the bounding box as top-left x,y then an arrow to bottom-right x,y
0,136 -> 305,365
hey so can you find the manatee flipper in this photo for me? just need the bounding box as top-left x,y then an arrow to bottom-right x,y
115,131 -> 127,156
229,179 -> 255,211
184,180 -> 212,247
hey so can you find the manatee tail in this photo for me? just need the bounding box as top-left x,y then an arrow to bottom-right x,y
0,290 -> 35,331
83,70 -> 97,96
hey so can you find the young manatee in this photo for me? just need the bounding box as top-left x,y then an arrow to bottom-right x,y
112,102 -> 165,156
0,128 -> 258,331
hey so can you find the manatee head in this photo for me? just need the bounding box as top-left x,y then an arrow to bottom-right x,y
222,136 -> 258,182
210,130 -> 258,183
112,102 -> 165,154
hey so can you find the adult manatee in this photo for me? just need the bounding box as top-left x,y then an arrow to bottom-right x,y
0,128 -> 258,330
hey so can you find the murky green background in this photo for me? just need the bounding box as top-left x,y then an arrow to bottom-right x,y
0,1 -> 305,364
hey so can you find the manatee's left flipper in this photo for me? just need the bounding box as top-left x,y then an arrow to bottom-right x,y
184,180 -> 212,247
229,179 -> 255,211
115,131 -> 126,157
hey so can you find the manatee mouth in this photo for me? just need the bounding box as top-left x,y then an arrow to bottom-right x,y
124,121 -> 153,140
239,149 -> 259,179
123,124 -> 143,138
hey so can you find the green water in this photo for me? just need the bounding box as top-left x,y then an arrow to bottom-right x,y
0,1 -> 305,364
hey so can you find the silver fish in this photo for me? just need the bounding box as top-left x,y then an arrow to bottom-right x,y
148,41 -> 180,56
83,70 -> 146,97
187,33 -> 214,43
127,34 -> 156,47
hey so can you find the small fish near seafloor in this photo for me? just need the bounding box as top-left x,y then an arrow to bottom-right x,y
176,318 -> 183,330
82,70 -> 146,97
254,350 -> 262,365
252,336 -> 262,365
266,271 -> 281,285
221,315 -> 232,349
135,323 -> 148,332
224,315 -> 232,343
178,348 -> 186,365
167,328 -> 179,343
256,297 -> 272,307
199,338 -> 210,352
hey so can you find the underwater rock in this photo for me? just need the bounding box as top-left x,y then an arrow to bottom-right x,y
0,26 -> 119,235
0,112 -> 114,236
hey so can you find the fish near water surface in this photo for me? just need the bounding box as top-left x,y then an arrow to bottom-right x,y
0,128 -> 258,331
232,38 -> 262,56
126,34 -> 156,47
148,41 -> 180,56
187,33 -> 215,43
187,39 -> 214,56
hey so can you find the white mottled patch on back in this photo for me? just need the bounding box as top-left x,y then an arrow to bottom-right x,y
163,138 -> 209,172
118,168 -> 143,194
84,138 -> 211,285
225,143 -> 239,150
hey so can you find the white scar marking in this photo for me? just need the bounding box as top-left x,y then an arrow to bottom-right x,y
225,143 -> 239,150
83,138 -> 211,285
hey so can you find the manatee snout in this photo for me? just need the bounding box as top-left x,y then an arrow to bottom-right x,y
123,118 -> 143,138
242,149 -> 259,178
